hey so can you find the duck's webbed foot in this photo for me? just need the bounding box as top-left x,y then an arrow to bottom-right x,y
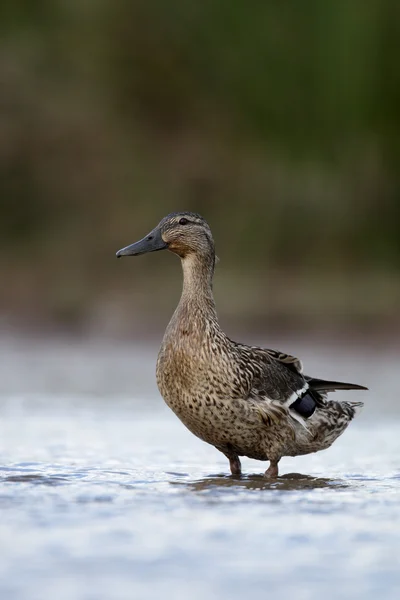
228,455 -> 242,477
264,460 -> 279,478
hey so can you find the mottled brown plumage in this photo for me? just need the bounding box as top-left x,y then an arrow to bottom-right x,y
117,212 -> 367,477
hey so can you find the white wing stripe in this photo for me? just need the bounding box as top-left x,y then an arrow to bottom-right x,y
284,383 -> 309,407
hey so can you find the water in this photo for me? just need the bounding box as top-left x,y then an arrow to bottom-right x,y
0,335 -> 399,600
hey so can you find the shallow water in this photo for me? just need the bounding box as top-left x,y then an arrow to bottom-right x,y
0,336 -> 399,600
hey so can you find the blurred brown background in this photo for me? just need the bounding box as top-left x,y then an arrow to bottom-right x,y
1,0 -> 399,337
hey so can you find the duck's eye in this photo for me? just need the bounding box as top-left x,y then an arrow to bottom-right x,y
179,217 -> 189,225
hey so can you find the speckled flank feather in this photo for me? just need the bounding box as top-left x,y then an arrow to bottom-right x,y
119,212 -> 367,477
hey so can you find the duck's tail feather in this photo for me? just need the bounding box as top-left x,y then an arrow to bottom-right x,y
349,401 -> 364,416
306,377 -> 368,393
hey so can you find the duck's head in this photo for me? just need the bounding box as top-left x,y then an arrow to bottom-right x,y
116,212 -> 214,260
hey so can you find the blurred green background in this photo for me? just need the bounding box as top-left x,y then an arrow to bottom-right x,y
0,0 -> 399,336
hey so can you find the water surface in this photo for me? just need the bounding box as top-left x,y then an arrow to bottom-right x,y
0,336 -> 399,600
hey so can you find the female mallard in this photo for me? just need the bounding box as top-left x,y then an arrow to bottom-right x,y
117,212 -> 367,477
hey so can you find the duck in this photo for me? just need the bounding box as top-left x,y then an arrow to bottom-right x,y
116,212 -> 367,477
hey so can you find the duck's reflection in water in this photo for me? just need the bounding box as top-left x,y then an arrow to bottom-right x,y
173,472 -> 348,492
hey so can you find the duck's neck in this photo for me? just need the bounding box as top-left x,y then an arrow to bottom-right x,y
178,252 -> 218,320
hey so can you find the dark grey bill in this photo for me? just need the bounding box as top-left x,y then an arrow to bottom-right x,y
116,227 -> 167,258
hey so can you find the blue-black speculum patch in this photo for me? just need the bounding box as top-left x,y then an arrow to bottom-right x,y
290,391 -> 317,418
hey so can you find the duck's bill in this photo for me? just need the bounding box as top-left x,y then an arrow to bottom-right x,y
116,228 -> 167,258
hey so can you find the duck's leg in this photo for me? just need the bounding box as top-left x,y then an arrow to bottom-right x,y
264,460 -> 279,478
228,455 -> 242,477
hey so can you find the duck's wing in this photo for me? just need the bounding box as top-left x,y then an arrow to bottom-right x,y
246,346 -> 367,425
236,345 -> 313,425
236,342 -> 367,427
256,347 -> 307,400
264,348 -> 304,375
